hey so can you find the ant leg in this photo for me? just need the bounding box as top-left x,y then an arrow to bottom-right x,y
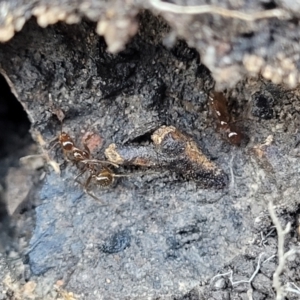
83,143 -> 91,156
63,150 -> 73,163
48,140 -> 59,152
49,134 -> 59,144
74,166 -> 88,184
86,190 -> 106,204
113,174 -> 131,178
84,174 -> 107,205
80,159 -> 119,168
83,174 -> 93,194
112,170 -> 162,179
48,139 -> 66,162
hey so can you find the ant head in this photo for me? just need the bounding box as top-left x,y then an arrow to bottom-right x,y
59,132 -> 71,141
60,131 -> 68,138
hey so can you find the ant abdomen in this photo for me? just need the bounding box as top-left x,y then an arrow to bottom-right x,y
93,168 -> 114,187
209,91 -> 244,146
58,132 -> 74,151
226,129 -> 243,146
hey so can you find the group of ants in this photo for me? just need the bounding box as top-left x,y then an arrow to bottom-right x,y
50,129 -> 127,204
49,90 -> 243,203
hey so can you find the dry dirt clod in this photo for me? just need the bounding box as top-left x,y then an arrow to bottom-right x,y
105,125 -> 228,188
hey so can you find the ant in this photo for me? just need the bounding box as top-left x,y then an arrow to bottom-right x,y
47,102 -> 89,163
208,91 -> 243,146
50,130 -> 97,167
52,130 -> 125,204
57,131 -> 90,163
50,128 -> 119,186
47,108 -> 127,202
49,122 -> 91,163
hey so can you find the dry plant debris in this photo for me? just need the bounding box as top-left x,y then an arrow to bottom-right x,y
210,202 -> 300,299
268,202 -> 300,299
149,0 -> 291,21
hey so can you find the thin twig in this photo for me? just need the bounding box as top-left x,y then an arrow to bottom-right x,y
262,254 -> 276,264
231,252 -> 264,285
260,227 -> 276,247
247,288 -> 253,300
210,253 -> 265,287
268,201 -> 289,299
210,271 -> 232,285
285,282 -> 300,295
150,0 -> 291,21
268,201 -> 295,300
285,287 -> 300,294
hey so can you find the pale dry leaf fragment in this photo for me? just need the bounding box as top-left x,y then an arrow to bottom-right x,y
149,0 -> 291,20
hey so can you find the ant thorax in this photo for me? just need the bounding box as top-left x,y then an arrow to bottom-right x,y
72,148 -> 89,161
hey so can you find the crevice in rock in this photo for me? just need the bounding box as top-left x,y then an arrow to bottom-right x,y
0,73 -> 33,254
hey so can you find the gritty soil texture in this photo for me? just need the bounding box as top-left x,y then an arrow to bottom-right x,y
2,0 -> 300,90
0,7 -> 300,300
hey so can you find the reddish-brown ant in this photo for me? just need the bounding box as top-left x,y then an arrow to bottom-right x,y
55,130 -> 125,203
57,131 -> 89,163
50,129 -> 113,166
50,130 -> 120,187
49,125 -> 89,162
48,109 -> 126,202
209,91 -> 243,146
48,105 -> 115,170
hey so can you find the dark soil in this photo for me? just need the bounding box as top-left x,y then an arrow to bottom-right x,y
0,3 -> 300,300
